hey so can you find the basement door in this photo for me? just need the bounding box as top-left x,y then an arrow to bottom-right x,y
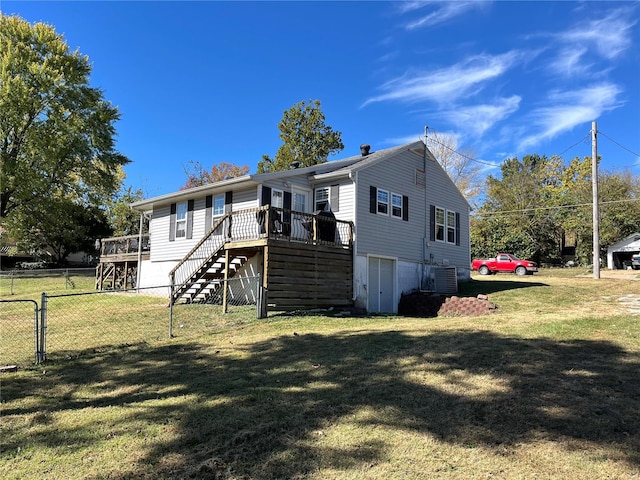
368,257 -> 395,313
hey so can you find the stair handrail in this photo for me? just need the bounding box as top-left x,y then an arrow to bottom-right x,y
169,212 -> 231,290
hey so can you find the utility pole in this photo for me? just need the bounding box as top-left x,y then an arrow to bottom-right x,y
592,121 -> 600,279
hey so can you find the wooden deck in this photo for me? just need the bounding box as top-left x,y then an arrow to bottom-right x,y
95,234 -> 150,290
98,207 -> 354,312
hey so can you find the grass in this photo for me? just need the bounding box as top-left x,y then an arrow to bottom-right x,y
1,270 -> 640,479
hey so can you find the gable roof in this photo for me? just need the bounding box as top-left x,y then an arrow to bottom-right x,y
131,139 -> 463,211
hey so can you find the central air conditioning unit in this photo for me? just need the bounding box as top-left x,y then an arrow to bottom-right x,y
421,266 -> 458,294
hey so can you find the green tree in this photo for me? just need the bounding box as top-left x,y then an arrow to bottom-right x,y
476,154 -> 561,262
0,15 -> 129,222
181,160 -> 249,189
6,197 -> 112,263
107,185 -> 146,237
257,100 -> 344,173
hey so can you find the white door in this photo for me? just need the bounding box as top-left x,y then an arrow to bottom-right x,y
368,257 -> 395,313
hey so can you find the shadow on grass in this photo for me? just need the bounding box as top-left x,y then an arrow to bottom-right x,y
460,278 -> 549,296
3,330 -> 639,478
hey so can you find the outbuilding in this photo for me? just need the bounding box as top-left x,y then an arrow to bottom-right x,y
607,233 -> 640,270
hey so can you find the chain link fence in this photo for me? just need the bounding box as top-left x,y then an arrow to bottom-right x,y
0,268 -> 95,296
1,275 -> 262,367
0,299 -> 40,367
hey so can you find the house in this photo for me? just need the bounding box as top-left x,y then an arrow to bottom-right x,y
606,232 -> 640,270
99,140 -> 471,313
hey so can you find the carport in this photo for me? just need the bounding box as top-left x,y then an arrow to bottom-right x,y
607,233 -> 640,270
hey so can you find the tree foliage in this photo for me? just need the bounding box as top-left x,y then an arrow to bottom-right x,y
257,100 -> 344,173
0,15 -> 129,222
426,131 -> 483,206
107,185 -> 146,237
6,197 -> 112,263
181,160 -> 249,189
472,153 -> 640,264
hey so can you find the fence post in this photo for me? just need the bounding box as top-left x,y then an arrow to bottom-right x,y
32,300 -> 39,364
10,271 -> 15,295
169,274 -> 174,338
39,292 -> 47,363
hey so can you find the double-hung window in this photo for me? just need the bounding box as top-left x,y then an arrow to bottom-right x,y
435,207 -> 446,242
213,194 -> 225,217
377,189 -> 389,215
433,206 -> 458,244
447,211 -> 456,244
315,187 -> 329,211
391,193 -> 403,219
175,202 -> 188,239
272,189 -> 284,209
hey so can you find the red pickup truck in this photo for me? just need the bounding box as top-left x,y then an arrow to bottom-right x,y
471,253 -> 538,276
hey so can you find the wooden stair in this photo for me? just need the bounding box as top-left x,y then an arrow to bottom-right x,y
174,249 -> 255,304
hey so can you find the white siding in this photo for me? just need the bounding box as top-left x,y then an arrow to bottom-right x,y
355,148 -> 470,272
356,149 -> 428,262
232,187 -> 258,211
312,179 -> 355,223
150,198 -> 207,262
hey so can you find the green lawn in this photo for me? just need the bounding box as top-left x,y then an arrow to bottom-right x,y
1,270 -> 640,479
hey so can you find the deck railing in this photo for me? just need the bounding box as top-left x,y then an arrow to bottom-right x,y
99,234 -> 150,257
168,206 -> 353,299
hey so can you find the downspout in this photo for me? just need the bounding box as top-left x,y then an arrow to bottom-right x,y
136,210 -> 144,293
350,170 -> 358,302
423,127 -> 429,289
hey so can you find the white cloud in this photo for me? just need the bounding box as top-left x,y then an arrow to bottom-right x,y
403,1 -> 490,30
362,51 -> 521,108
559,8 -> 636,60
548,46 -> 592,77
517,83 -> 623,151
442,96 -> 521,137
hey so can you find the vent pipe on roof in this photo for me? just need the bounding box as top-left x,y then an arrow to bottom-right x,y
360,144 -> 371,156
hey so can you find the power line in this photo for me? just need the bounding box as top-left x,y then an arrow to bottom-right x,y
555,132 -> 591,157
423,133 -> 497,167
473,198 -> 640,218
424,128 -> 593,169
598,130 -> 640,158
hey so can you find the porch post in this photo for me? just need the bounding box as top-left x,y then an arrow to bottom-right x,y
136,212 -> 144,292
222,249 -> 230,314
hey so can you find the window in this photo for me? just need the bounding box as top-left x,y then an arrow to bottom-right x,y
447,211 -> 456,243
213,194 -> 225,217
175,202 -> 187,238
272,189 -> 283,208
377,189 -> 389,215
315,187 -> 329,211
391,193 -> 403,219
293,192 -> 306,213
435,207 -> 445,241
370,186 -> 408,221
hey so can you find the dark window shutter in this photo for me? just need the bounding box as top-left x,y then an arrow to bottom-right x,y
225,191 -> 233,212
402,195 -> 409,221
330,185 -> 339,212
261,186 -> 271,206
455,212 -> 461,246
169,203 -> 176,241
186,200 -> 195,239
369,186 -> 377,214
283,191 -> 292,228
429,205 -> 436,241
205,195 -> 212,231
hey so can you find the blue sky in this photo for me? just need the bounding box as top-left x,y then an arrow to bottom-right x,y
4,1 -> 639,198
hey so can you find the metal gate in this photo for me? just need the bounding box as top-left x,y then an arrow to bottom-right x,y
0,299 -> 43,366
